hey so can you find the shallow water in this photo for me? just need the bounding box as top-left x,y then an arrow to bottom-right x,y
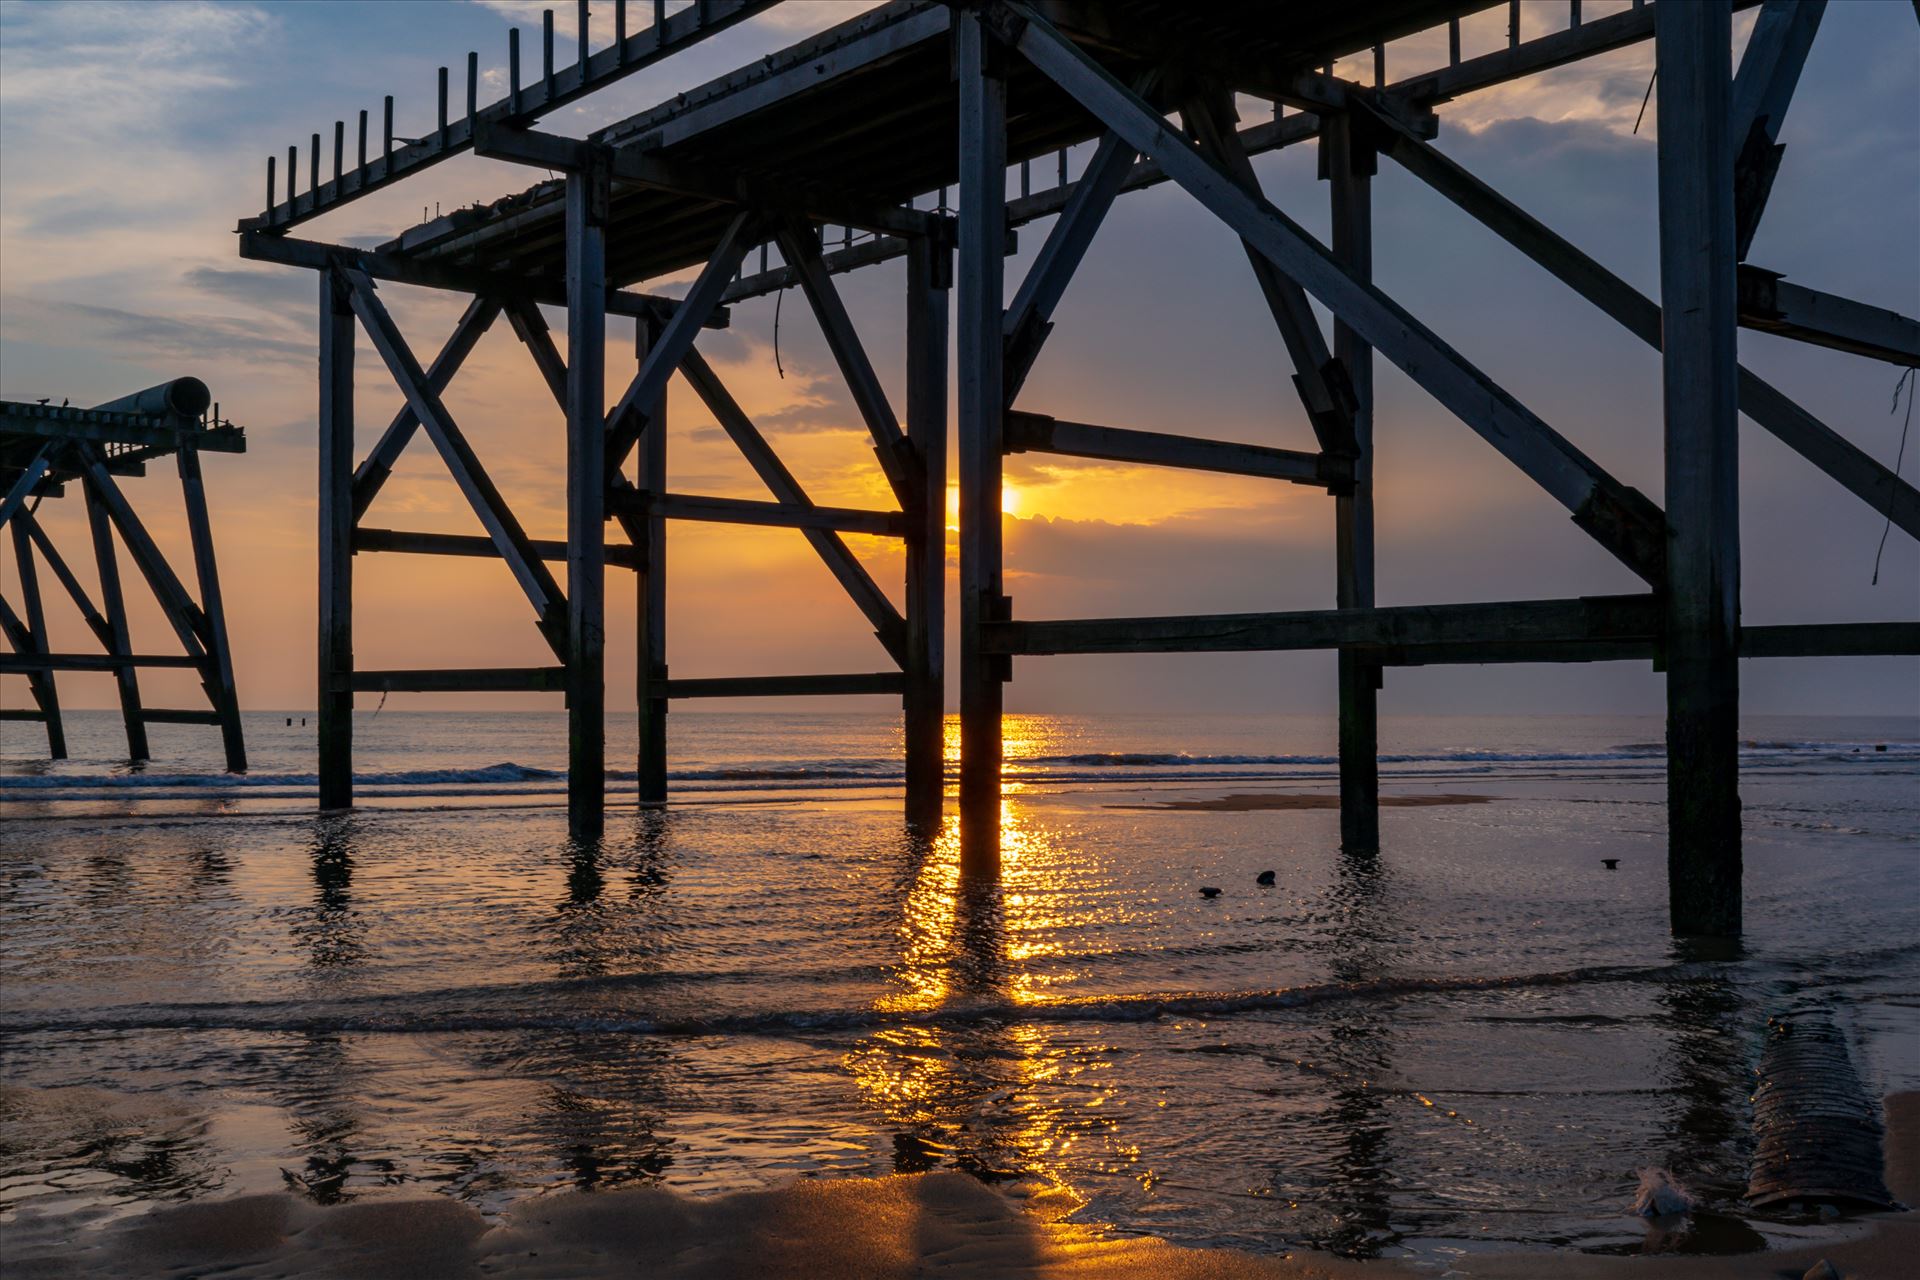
2,711 -> 1916,1264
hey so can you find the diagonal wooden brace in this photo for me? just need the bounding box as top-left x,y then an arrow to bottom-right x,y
605,210 -> 760,472
773,214 -> 915,505
340,267 -> 570,656
679,346 -> 908,665
994,1 -> 1664,582
352,295 -> 502,521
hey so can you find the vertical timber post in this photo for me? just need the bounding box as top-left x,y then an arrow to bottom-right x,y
318,266 -> 356,809
566,156 -> 609,837
956,7 -> 1007,870
8,520 -> 66,759
635,314 -> 669,805
177,443 -> 248,772
1656,0 -> 1741,936
1325,113 -> 1380,853
83,482 -> 150,760
904,233 -> 951,830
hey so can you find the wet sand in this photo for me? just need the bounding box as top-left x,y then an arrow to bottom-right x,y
1107,792 -> 1492,812
8,1095 -> 1911,1279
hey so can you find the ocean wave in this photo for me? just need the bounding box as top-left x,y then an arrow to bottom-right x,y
0,962 -> 1693,1040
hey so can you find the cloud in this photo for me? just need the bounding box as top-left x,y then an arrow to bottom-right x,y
0,297 -> 312,368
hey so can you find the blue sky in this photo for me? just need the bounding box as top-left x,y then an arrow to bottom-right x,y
0,0 -> 1915,717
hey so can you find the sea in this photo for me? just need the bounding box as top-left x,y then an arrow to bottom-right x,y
2,709 -> 1916,1265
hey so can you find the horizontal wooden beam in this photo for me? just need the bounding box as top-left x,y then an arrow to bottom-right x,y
1741,621 -> 1920,659
472,121 -> 947,240
606,491 -> 906,537
0,708 -> 48,721
0,652 -> 202,671
352,527 -> 641,569
238,232 -> 726,326
139,709 -> 224,725
346,667 -> 566,693
2,415 -> 245,455
1738,266 -> 1920,366
981,594 -> 1661,656
662,672 -> 908,699
1005,411 -> 1345,487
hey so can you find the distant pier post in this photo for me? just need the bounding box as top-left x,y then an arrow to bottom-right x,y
904,234 -> 950,830
1325,112 -> 1380,854
635,314 -> 669,806
318,267 -> 356,809
1656,0 -> 1742,935
955,8 -> 1008,870
566,156 -> 610,837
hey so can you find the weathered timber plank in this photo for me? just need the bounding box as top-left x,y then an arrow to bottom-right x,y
1005,411 -> 1340,486
661,672 -> 907,699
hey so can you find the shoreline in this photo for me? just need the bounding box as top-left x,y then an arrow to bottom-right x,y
9,1094 -> 1912,1280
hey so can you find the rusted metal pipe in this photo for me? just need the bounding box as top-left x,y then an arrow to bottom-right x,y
91,378 -> 212,423
1748,1013 -> 1896,1213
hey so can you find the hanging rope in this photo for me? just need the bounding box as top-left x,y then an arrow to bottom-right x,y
772,286 -> 787,379
1633,68 -> 1657,135
1872,366 -> 1915,586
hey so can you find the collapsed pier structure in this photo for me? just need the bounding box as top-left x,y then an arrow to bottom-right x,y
242,0 -> 1918,935
1,380 -> 248,769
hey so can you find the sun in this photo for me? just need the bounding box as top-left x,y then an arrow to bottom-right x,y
1001,484 -> 1022,516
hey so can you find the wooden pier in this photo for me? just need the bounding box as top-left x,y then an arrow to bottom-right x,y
2,382 -> 248,769
240,0 -> 1918,936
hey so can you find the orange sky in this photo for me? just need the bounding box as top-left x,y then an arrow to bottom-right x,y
2,1 -> 1915,717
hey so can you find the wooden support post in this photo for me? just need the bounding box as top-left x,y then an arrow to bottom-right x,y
319,267 -> 356,810
6,523 -> 66,758
1325,112 -> 1379,854
956,8 -> 1007,870
566,158 -> 609,835
176,443 -> 247,772
904,234 -> 949,830
1657,1 -> 1741,937
635,315 -> 669,805
82,482 -> 150,759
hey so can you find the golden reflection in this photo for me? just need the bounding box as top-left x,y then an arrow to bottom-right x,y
847,733 -> 1128,1195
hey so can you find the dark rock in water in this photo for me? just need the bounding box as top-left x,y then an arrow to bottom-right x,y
1602,858 -> 1620,870
1199,886 -> 1222,899
1255,871 -> 1276,886
1803,1261 -> 1840,1280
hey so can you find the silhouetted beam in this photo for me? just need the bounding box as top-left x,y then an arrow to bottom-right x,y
353,297 -> 501,521
15,512 -> 111,647
980,594 -> 1661,657
1741,621 -> 1920,658
607,491 -> 907,537
1005,411 -> 1344,487
662,672 -> 907,699
1730,1 -> 1825,260
0,653 -> 202,671
1404,1 -> 1757,105
472,121 -> 945,239
1187,91 -> 1355,456
605,211 -> 758,471
347,667 -> 566,693
598,4 -> 951,153
679,347 -> 908,665
3,418 -> 245,453
138,709 -> 224,725
1360,104 -> 1920,541
238,232 -> 724,325
0,710 -> 48,721
352,527 -> 642,569
0,447 -> 52,528
1738,267 -> 1920,366
1000,3 -> 1666,585
341,268 -> 569,654
775,215 -> 915,502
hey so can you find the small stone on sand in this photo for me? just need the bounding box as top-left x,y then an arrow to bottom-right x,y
1602,858 -> 1620,870
1255,871 -> 1276,886
1199,887 -> 1222,899
1804,1260 -> 1840,1280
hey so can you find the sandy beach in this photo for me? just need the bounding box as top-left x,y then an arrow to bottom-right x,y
6,1093 -> 1910,1279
